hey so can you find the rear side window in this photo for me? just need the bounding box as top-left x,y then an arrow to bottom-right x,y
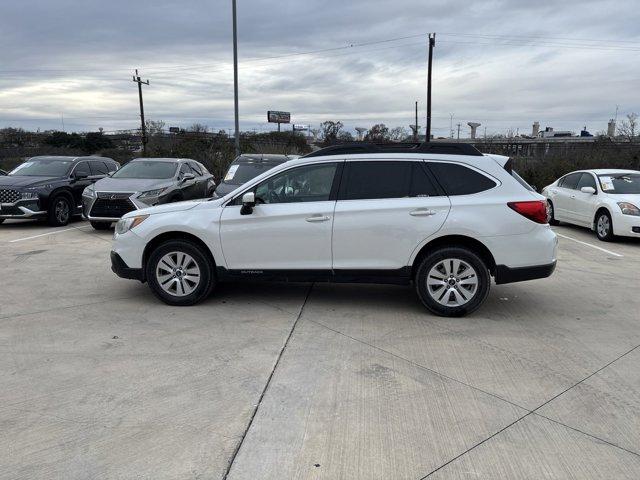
560,173 -> 581,189
89,161 -> 108,175
339,161 -> 440,200
340,162 -> 411,200
428,162 -> 496,195
189,162 -> 203,175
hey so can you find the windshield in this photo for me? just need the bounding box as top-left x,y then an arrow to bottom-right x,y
9,159 -> 73,177
111,161 -> 177,179
597,173 -> 640,194
223,162 -> 277,185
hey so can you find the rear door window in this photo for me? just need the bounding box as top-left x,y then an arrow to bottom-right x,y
89,161 -> 109,175
560,173 -> 581,190
427,162 -> 496,195
339,161 -> 412,200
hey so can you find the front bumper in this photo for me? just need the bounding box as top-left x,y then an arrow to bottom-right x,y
0,199 -> 46,219
612,212 -> 640,238
111,251 -> 144,281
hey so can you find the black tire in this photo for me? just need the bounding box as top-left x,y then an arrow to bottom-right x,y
145,240 -> 215,306
595,210 -> 615,242
47,194 -> 72,226
90,221 -> 112,230
0,219 -> 4,224
415,247 -> 491,317
546,200 -> 560,226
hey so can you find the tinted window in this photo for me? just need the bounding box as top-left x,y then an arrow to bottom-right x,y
411,163 -> 440,197
428,162 -> 496,195
340,161 -> 412,200
105,162 -> 118,173
576,173 -> 597,190
111,161 -> 177,179
560,173 -> 581,190
73,162 -> 91,177
224,162 -> 278,185
252,163 -> 337,204
179,164 -> 190,176
89,161 -> 109,175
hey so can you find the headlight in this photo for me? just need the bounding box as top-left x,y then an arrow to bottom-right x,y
83,184 -> 96,197
115,215 -> 149,235
617,202 -> 640,216
139,188 -> 166,198
21,192 -> 38,200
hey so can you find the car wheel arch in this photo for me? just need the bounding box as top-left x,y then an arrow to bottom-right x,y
142,231 -> 217,281
593,206 -> 612,231
46,187 -> 74,209
410,235 -> 497,280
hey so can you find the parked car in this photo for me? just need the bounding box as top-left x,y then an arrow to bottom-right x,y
83,157 -> 215,230
543,169 -> 640,241
0,156 -> 118,226
214,154 -> 298,197
110,142 -> 557,317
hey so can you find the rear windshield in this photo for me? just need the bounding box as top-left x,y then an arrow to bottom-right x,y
111,161 -> 177,179
597,173 -> 640,194
223,162 -> 278,185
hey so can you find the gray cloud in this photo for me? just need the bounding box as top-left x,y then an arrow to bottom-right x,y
1,0 -> 639,136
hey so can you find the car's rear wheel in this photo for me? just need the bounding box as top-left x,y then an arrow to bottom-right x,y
415,247 -> 491,317
546,200 -> 559,226
595,210 -> 615,242
90,221 -> 111,230
146,240 -> 215,306
47,195 -> 71,226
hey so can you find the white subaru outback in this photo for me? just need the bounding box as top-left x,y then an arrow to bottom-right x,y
110,143 -> 557,317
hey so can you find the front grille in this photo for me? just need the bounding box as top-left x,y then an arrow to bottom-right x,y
90,193 -> 137,218
0,189 -> 20,203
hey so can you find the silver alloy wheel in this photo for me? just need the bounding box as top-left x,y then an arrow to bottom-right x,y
55,199 -> 70,223
426,258 -> 479,307
156,251 -> 201,297
597,214 -> 610,238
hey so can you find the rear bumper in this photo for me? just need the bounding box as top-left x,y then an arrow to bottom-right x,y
111,251 -> 144,282
495,261 -> 556,285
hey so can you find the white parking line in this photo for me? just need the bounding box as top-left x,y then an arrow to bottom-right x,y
9,226 -> 90,243
556,233 -> 623,258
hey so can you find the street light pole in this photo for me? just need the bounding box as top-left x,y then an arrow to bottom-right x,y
426,33 -> 435,142
232,0 -> 240,156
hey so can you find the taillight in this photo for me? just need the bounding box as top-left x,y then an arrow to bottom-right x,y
507,200 -> 548,224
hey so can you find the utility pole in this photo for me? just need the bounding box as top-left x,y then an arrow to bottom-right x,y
426,33 -> 436,142
132,69 -> 150,155
457,123 -> 461,141
449,113 -> 454,139
232,0 -> 240,156
414,101 -> 419,142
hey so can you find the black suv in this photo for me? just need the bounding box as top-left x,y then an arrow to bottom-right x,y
0,156 -> 119,226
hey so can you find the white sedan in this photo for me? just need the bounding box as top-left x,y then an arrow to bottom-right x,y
542,169 -> 640,241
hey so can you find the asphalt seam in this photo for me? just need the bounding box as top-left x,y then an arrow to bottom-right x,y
305,320 -> 640,476
221,283 -> 314,480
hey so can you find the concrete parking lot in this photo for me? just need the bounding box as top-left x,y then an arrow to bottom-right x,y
1,219 -> 639,480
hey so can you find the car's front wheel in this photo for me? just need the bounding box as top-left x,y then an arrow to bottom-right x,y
595,210 -> 615,242
146,240 -> 215,306
47,195 -> 71,226
415,247 -> 491,317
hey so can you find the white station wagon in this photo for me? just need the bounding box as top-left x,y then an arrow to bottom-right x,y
110,143 -> 557,317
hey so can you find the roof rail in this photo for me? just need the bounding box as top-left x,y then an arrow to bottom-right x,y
303,142 -> 484,158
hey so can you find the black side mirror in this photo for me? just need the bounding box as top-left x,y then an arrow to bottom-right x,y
240,192 -> 255,215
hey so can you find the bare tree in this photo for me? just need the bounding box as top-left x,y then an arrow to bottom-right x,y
145,120 -> 165,136
389,126 -> 409,142
364,124 -> 390,142
618,113 -> 638,142
319,121 -> 344,145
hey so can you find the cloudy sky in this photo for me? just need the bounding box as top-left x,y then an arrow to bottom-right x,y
1,0 -> 639,137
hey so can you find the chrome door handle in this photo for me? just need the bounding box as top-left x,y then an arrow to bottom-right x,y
410,209 -> 437,217
306,215 -> 330,222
